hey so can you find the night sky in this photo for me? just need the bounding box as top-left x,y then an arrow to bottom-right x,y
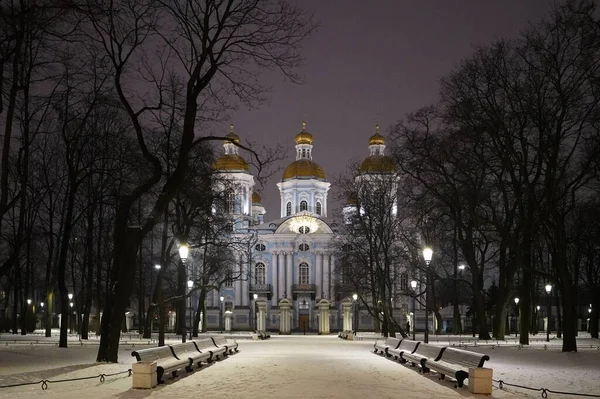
231,0 -> 554,218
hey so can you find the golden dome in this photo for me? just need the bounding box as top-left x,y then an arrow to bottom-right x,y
282,159 -> 325,180
252,192 -> 262,204
369,124 -> 385,145
359,155 -> 396,174
213,154 -> 249,172
224,124 -> 240,143
294,121 -> 313,145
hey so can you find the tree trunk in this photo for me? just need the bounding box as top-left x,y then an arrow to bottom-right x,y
96,222 -> 142,362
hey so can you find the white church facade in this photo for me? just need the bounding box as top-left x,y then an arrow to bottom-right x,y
201,123 -> 412,333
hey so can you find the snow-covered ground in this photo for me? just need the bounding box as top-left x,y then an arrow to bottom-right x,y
0,333 -> 599,399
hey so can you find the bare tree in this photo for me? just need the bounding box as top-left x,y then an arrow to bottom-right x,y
73,0 -> 314,362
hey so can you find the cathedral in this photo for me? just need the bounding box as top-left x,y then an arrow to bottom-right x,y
201,123 -> 411,333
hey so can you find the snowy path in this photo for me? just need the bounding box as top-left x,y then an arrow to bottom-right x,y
0,335 -> 599,399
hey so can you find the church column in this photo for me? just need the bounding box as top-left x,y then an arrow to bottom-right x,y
330,255 -> 335,300
315,252 -> 322,298
322,253 -> 330,300
286,252 -> 293,299
241,262 -> 248,306
278,253 -> 285,299
310,190 -> 315,213
235,276 -> 242,306
272,252 -> 278,306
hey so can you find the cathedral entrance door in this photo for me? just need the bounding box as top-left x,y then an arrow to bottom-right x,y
299,314 -> 309,334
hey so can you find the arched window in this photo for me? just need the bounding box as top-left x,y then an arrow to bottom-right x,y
316,202 -> 322,215
299,226 -> 310,234
255,262 -> 266,285
286,202 -> 292,216
299,262 -> 309,284
300,200 -> 308,212
255,243 -> 266,252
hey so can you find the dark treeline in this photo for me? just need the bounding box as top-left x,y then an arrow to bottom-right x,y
0,0 -> 313,362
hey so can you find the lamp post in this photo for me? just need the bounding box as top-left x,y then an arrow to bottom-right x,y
220,296 -> 224,333
422,247 -> 433,344
252,293 -> 258,331
588,306 -> 592,333
67,293 -> 73,334
40,302 -> 44,331
187,280 -> 194,340
155,264 -> 165,346
536,305 -> 540,335
178,244 -> 189,343
26,299 -> 31,334
69,302 -> 74,334
545,284 -> 552,342
410,280 -> 417,340
352,293 -> 358,334
514,297 -> 520,337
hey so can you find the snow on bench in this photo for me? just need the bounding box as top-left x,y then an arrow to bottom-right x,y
424,347 -> 490,388
373,337 -> 402,356
131,345 -> 190,384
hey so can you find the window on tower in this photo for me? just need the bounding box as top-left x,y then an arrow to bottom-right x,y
300,200 -> 308,212
299,262 -> 309,284
286,202 -> 292,216
316,202 -> 322,215
255,262 -> 266,285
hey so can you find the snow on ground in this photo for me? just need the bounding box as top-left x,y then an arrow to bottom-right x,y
0,333 -> 599,399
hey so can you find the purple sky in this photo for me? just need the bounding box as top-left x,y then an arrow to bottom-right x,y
231,0 -> 554,219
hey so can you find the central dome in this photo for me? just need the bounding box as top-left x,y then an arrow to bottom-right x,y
282,159 -> 325,180
213,154 -> 249,172
359,155 -> 396,174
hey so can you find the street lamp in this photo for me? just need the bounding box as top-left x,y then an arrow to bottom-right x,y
514,297 -> 520,337
352,293 -> 358,334
187,280 -> 194,340
252,293 -> 258,331
545,284 -> 552,342
220,296 -> 225,333
179,244 -> 189,262
40,302 -> 45,331
69,302 -> 74,334
422,247 -> 433,344
154,264 -> 165,346
410,280 -> 417,340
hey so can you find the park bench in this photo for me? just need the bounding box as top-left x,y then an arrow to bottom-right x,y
424,347 -> 490,388
211,336 -> 239,355
373,337 -> 402,356
170,341 -> 212,371
389,339 -> 419,361
401,343 -> 445,371
131,345 -> 190,383
193,338 -> 218,363
203,336 -> 227,360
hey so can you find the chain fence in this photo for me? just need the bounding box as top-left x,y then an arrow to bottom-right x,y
493,378 -> 600,398
0,369 -> 132,391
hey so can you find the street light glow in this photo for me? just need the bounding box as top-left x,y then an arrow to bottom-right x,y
458,264 -> 466,270
27,299 -> 31,305
545,284 -> 552,294
69,302 -> 73,307
536,305 -> 540,311
154,264 -> 161,270
410,280 -> 417,289
179,244 -> 189,261
514,297 -> 519,305
187,280 -> 193,289
352,293 -> 358,301
68,293 -> 73,300
40,302 -> 44,307
253,293 -> 258,300
422,247 -> 433,265
220,296 -> 224,302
